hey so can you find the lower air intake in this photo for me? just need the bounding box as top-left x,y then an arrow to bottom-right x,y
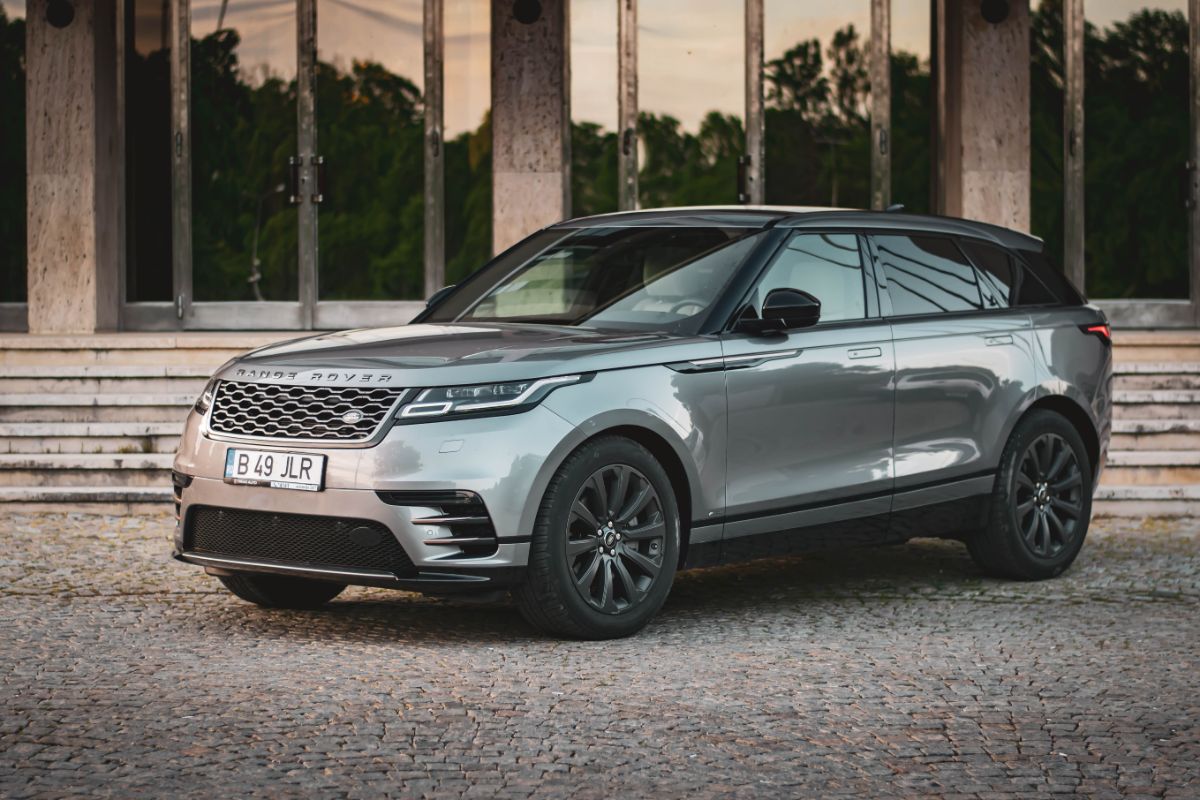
186,506 -> 416,576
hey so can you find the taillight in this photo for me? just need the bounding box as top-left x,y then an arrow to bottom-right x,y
1080,323 -> 1111,344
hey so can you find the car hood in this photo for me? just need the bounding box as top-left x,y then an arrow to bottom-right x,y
217,323 -> 719,386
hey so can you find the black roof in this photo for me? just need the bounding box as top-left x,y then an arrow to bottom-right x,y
555,206 -> 1044,252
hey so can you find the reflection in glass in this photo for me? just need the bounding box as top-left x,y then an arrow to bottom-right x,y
316,0 -> 424,300
764,1 -> 870,207
570,0 -> 618,216
125,0 -> 173,302
1082,1 -> 1189,298
0,1 -> 24,302
638,0 -> 743,206
443,0 -> 491,284
190,0 -> 297,302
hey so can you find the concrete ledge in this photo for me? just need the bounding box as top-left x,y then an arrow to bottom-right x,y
1113,419 -> 1200,433
0,454 -> 174,470
1113,390 -> 1200,403
1113,362 -> 1200,374
0,333 -> 297,350
0,394 -> 194,407
0,486 -> 173,503
0,422 -> 183,437
0,365 -> 214,377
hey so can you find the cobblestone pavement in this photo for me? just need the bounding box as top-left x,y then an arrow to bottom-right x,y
1,513 -> 1198,799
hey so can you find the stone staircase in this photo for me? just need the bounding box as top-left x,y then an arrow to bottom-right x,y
0,334 -> 290,513
1095,330 -> 1200,516
0,330 -> 1196,516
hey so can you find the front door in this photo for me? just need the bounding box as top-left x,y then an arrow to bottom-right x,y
722,232 -> 896,556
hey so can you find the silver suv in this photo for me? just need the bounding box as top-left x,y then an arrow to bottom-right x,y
173,208 -> 1113,639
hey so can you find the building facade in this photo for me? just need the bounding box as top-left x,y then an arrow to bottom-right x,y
1,0 -> 1198,333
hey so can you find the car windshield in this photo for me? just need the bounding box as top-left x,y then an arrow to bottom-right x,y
424,226 -> 763,334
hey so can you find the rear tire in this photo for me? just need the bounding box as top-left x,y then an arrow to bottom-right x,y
514,436 -> 680,639
969,410 -> 1093,580
218,573 -> 346,609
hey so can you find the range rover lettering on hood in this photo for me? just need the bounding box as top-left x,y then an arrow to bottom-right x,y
233,368 -> 396,384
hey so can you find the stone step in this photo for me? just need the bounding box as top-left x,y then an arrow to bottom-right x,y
0,422 -> 181,455
0,394 -> 195,423
0,453 -> 174,487
1100,450 -> 1200,486
0,364 -> 212,394
1092,484 -> 1200,517
1112,330 -> 1200,363
1112,362 -> 1200,390
1112,389 -> 1200,419
0,485 -> 174,514
0,333 -> 290,367
1111,419 -> 1200,451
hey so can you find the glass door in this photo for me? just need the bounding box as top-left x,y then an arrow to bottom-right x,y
311,0 -> 427,329
182,0 -> 303,328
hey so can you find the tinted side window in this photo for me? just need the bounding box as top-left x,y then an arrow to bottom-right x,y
1017,249 -> 1086,305
751,233 -> 866,323
959,239 -> 1017,309
876,235 -> 983,316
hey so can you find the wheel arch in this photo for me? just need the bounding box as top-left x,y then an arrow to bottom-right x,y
1016,394 -> 1101,479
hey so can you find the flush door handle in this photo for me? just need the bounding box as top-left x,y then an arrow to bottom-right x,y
985,334 -> 1014,346
848,347 -> 882,360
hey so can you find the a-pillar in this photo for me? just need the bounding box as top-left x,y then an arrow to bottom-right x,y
935,0 -> 1031,232
25,0 -> 120,333
491,0 -> 571,254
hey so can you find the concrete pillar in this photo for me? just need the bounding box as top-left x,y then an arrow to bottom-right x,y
491,0 -> 570,254
26,0 -> 120,333
935,0 -> 1030,232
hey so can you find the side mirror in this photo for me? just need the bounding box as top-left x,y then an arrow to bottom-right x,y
426,284 -> 456,308
738,288 -> 821,334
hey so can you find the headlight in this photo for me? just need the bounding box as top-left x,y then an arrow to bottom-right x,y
398,375 -> 587,421
194,378 -> 218,414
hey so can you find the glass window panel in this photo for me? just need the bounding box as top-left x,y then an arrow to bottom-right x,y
639,0 -> 743,206
753,233 -> 866,322
190,0 -> 297,302
0,1 -> 25,302
125,0 -> 173,302
877,235 -> 984,315
890,0 -> 932,212
570,0 -> 618,216
316,0 -> 424,300
444,0 -> 491,284
764,1 -> 870,207
1083,1 -> 1189,298
1030,0 -> 1066,281
959,239 -> 1016,308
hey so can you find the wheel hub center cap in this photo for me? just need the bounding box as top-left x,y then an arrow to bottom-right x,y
1035,484 -> 1050,506
602,529 -> 617,548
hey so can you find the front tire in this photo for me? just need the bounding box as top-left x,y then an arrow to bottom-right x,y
218,573 -> 346,609
515,436 -> 681,639
969,410 -> 1093,580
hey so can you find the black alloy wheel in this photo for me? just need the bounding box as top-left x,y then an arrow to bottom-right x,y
1013,432 -> 1084,559
564,464 -> 667,614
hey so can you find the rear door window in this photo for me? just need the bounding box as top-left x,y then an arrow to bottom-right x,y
958,239 -> 1018,309
874,235 -> 984,316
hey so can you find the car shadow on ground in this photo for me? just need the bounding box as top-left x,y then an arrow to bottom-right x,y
200,538 -> 990,644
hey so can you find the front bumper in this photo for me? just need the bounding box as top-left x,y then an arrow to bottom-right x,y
172,404 -> 580,592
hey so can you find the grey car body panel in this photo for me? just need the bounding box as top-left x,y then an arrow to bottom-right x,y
173,207 -> 1112,591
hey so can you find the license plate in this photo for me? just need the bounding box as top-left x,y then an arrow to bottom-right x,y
224,448 -> 326,492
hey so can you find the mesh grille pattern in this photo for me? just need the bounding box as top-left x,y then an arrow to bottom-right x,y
208,381 -> 403,441
187,506 -> 416,576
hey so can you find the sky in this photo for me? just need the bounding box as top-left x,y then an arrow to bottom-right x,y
2,0 -> 1189,134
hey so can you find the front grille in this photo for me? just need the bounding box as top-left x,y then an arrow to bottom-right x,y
208,381 -> 404,441
186,506 -> 417,576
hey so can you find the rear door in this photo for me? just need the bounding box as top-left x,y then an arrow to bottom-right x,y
869,233 -> 1039,532
721,232 -> 895,552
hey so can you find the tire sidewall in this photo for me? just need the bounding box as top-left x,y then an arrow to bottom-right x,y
536,437 -> 681,637
993,410 -> 1093,578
